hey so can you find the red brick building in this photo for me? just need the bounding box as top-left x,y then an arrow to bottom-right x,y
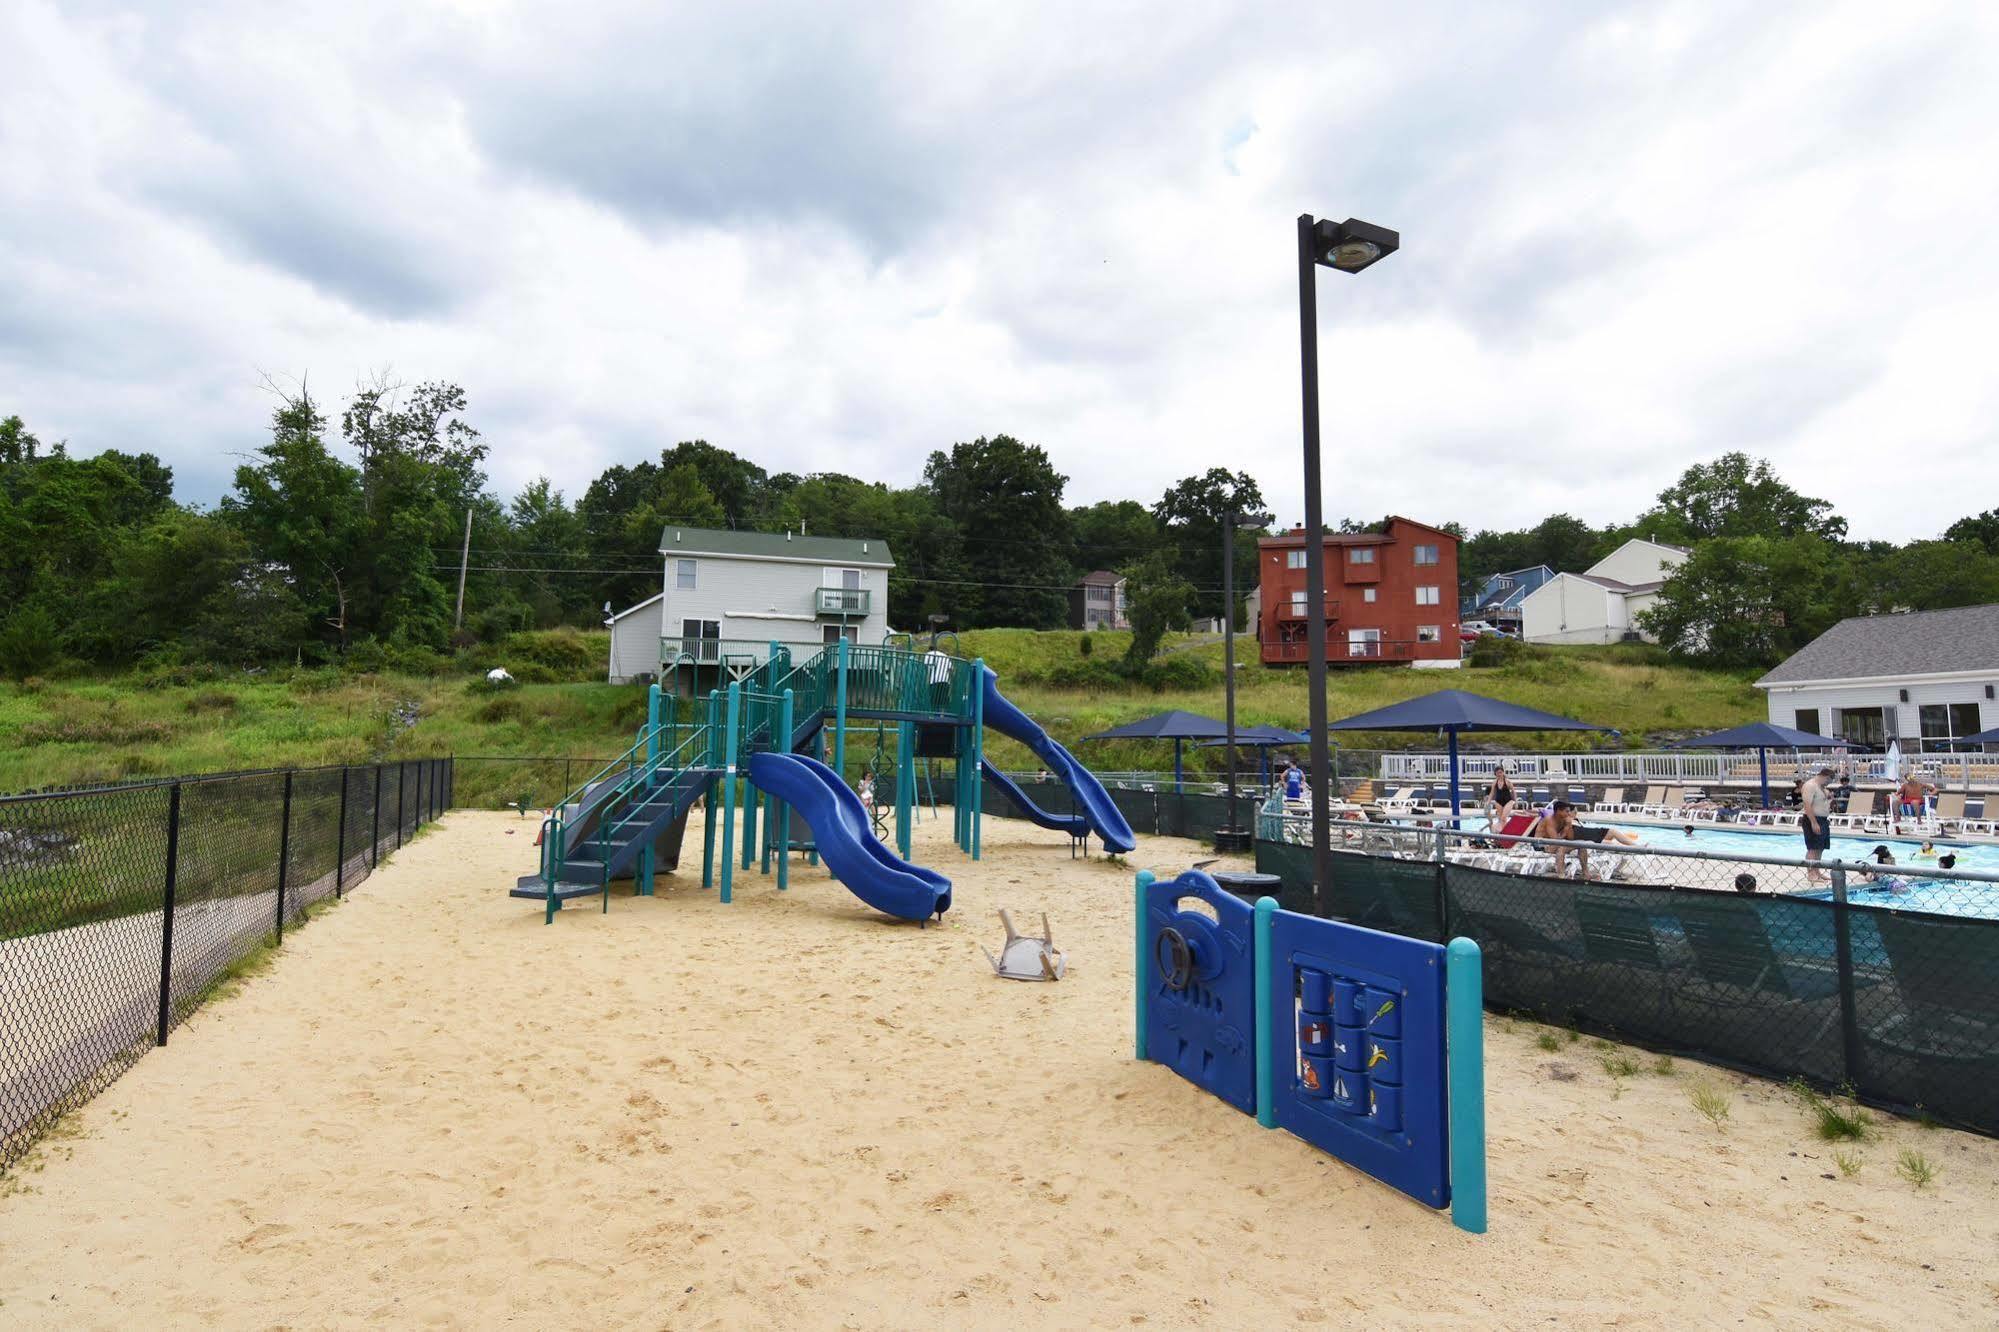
1256,516 -> 1462,666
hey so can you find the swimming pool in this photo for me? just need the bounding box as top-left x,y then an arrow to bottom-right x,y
1585,821 -> 1999,877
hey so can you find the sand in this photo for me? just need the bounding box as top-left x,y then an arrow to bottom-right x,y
1,809 -> 1995,1329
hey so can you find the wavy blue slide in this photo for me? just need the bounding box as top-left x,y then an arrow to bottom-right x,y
980,667 -> 1138,854
745,751 -> 952,922
980,761 -> 1089,839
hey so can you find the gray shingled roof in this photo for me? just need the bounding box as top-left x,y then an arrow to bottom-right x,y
658,525 -> 895,566
1757,603 -> 1999,685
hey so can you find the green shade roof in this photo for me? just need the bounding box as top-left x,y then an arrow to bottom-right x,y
657,525 -> 895,567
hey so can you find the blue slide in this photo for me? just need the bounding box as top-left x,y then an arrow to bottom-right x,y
981,761 -> 1089,840
745,751 -> 951,922
980,667 -> 1137,854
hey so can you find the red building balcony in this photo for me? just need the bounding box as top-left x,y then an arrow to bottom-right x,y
1274,597 -> 1340,623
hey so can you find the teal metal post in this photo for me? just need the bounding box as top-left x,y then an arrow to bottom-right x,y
741,735 -> 757,871
775,689 -> 793,891
719,684 -> 741,904
970,658 -> 984,860
1133,870 -> 1154,1060
639,688 -> 660,896
1254,897 -> 1278,1128
1446,937 -> 1488,1235
895,719 -> 914,859
831,635 -> 851,783
701,690 -> 719,888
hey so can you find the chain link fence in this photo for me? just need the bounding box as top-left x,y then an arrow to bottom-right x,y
1,758 -> 452,1170
1252,808 -> 1999,1135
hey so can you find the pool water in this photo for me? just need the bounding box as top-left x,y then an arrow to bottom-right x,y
1589,820 -> 1999,877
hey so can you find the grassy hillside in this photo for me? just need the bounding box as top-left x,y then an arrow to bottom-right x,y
0,629 -> 1763,803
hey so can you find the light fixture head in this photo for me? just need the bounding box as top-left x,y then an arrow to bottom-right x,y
1310,217 -> 1399,274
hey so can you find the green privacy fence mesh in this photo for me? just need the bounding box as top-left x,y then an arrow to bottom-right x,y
1252,837 -> 1999,1135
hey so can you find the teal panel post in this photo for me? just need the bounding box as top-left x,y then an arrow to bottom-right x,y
895,719 -> 914,860
701,691 -> 719,888
742,762 -> 757,870
776,689 -> 793,891
832,635 -> 851,786
970,657 -> 984,860
1133,869 -> 1154,1060
1254,897 -> 1278,1128
1446,937 -> 1488,1235
719,684 -> 741,904
646,682 -> 662,765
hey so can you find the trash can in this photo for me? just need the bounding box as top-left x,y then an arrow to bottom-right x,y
1210,870 -> 1285,907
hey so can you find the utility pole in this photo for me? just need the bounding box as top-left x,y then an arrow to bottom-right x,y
453,507 -> 472,630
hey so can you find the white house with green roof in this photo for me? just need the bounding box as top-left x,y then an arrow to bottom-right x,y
605,526 -> 896,683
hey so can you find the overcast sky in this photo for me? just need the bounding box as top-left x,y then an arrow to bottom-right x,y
5,1 -> 1995,540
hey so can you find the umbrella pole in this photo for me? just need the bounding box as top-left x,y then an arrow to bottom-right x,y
1175,738 -> 1183,793
1758,747 -> 1769,808
1448,729 -> 1462,828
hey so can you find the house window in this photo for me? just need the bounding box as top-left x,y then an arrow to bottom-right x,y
1290,590 -> 1308,615
1362,588 -> 1376,604
1413,544 -> 1439,566
675,559 -> 697,590
1920,702 -> 1983,743
1794,708 -> 1821,736
1415,586 -> 1440,606
1087,585 -> 1111,604
1839,707 -> 1885,750
822,624 -> 859,646
1286,549 -> 1307,569
1349,548 -> 1375,564
1417,625 -> 1441,643
1347,628 -> 1381,658
679,618 -> 720,662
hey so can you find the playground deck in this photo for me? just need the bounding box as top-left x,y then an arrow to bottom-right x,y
1,810 -> 1993,1328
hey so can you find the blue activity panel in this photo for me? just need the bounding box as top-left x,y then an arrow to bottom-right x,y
1142,870 -> 1258,1114
1265,909 -> 1451,1210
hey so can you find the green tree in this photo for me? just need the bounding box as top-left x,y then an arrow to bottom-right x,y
1153,469 -> 1266,622
227,388 -> 367,651
1944,509 -> 1999,556
924,435 -> 1071,628
1640,535 -> 1843,666
658,440 -> 769,528
1071,499 -> 1161,577
1120,549 -> 1195,667
1639,452 -> 1846,542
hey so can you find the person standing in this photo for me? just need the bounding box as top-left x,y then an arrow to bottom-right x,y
924,646 -> 953,708
1484,766 -> 1519,830
1800,766 -> 1835,885
1283,760 -> 1305,802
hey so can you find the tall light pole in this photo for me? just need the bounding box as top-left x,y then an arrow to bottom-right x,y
1217,507 -> 1274,853
1297,214 -> 1398,916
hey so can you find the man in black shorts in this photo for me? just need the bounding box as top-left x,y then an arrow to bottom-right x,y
1541,800 -> 1639,879
1800,766 -> 1835,885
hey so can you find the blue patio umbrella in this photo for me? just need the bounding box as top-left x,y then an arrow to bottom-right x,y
1083,710 -> 1230,791
1960,727 -> 1999,746
1323,690 -> 1616,824
1668,721 -> 1850,808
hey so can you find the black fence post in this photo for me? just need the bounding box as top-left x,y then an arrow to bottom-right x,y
1431,826 -> 1449,942
1830,866 -> 1863,1087
275,770 -> 294,943
372,764 -> 383,868
563,757 -> 572,798
397,762 -> 406,849
335,766 -> 349,899
156,783 -> 183,1046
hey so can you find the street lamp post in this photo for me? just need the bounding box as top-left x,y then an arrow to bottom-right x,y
1217,508 -> 1274,853
1296,214 -> 1398,917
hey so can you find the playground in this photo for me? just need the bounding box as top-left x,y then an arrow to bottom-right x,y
2,808 -> 1995,1327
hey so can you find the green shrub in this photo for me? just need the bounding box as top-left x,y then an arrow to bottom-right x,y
0,606 -> 64,677
461,628 -> 606,682
1466,635 -> 1524,668
1133,654 -> 1216,692
1078,635 -> 1094,657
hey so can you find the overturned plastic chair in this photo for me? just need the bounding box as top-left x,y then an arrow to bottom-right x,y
981,910 -> 1066,981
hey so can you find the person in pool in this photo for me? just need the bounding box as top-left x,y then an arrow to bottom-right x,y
1917,840 -> 1938,859
1861,844 -> 1912,894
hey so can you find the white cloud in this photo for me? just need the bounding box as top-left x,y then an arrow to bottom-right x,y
2,0 -> 1995,538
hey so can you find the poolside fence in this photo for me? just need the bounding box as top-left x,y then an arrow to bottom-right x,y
1252,816 -> 1999,1136
0,758 -> 452,1170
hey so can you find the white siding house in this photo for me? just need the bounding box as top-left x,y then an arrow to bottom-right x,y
1755,603 -> 1999,751
1519,538 -> 1689,645
604,527 -> 896,685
